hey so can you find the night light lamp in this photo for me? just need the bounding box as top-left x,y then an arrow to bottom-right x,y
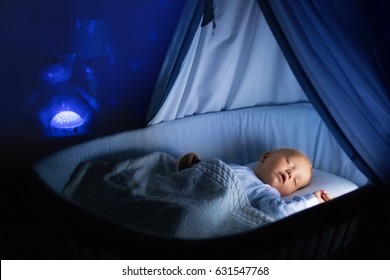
28,56 -> 98,136
50,110 -> 84,130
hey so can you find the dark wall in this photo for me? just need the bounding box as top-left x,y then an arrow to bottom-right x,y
360,0 -> 390,84
0,0 -> 186,161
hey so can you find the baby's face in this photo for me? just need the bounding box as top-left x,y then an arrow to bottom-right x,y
253,149 -> 312,196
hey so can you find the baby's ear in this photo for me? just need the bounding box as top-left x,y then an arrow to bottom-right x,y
260,152 -> 270,163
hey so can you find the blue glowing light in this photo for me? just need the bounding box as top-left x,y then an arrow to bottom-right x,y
50,110 -> 84,129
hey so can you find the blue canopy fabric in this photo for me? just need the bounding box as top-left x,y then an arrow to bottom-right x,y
147,0 -> 205,123
148,0 -> 308,124
258,0 -> 390,184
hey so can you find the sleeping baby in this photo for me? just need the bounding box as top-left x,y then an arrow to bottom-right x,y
179,148 -> 332,220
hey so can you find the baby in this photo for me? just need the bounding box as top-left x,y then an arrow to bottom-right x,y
179,148 -> 332,220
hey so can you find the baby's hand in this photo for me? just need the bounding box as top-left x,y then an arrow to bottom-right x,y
179,152 -> 201,170
313,190 -> 332,203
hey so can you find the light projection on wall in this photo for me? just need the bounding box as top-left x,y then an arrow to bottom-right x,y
68,18 -> 113,98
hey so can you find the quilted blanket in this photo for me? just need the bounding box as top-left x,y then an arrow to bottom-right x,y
63,151 -> 273,239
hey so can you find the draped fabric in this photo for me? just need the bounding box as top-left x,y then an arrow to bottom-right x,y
146,0 -> 205,123
148,0 -> 308,125
258,0 -> 390,184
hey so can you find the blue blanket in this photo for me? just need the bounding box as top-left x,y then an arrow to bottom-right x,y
63,151 -> 273,239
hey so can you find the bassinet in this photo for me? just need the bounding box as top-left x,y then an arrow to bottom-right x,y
32,102 -> 372,259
